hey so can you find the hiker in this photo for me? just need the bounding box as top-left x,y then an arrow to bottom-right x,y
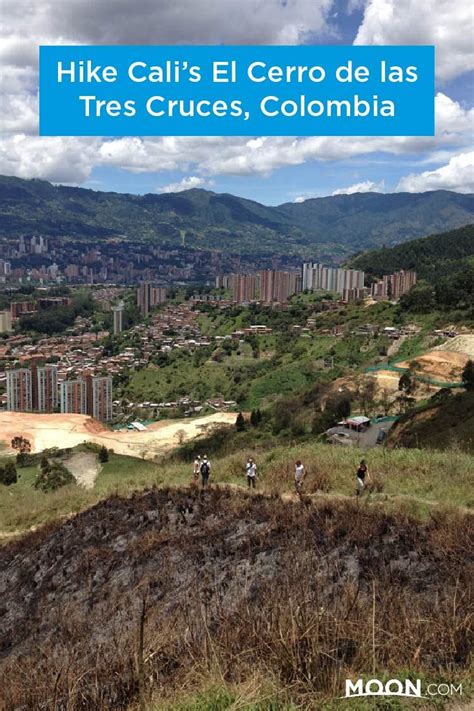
294,460 -> 305,495
246,457 -> 257,488
355,458 -> 370,496
193,455 -> 201,481
200,455 -> 211,488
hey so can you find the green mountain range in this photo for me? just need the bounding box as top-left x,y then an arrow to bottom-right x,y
0,174 -> 473,258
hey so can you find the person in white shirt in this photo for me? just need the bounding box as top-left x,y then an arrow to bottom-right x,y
294,460 -> 305,495
193,455 -> 201,481
246,457 -> 257,488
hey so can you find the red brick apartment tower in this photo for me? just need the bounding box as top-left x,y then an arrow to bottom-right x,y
89,375 -> 113,422
259,270 -> 275,303
6,368 -> 32,412
60,379 -> 88,415
10,301 -> 36,319
36,365 -> 58,412
232,275 -> 256,303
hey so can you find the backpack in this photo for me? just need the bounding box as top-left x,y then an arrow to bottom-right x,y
200,461 -> 210,476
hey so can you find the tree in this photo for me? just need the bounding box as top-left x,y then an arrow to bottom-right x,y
34,461 -> 75,492
0,461 -> 17,486
399,371 -> 414,394
250,409 -> 262,427
175,429 -> 186,445
462,359 -> 474,391
356,378 -> 377,416
399,282 -> 436,313
98,446 -> 109,463
334,397 -> 351,420
235,412 -> 246,432
11,436 -> 31,454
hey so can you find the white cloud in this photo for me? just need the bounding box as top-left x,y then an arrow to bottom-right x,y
396,151 -> 474,193
53,0 -> 333,45
158,176 -> 206,193
0,134 -> 100,183
0,0 -> 472,190
354,0 -> 474,80
294,196 -> 306,202
1,93 -> 472,184
332,179 -> 384,195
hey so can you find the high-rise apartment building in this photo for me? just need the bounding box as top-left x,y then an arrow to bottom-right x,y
112,302 -> 124,335
137,283 -> 168,316
370,270 -> 417,300
59,375 -> 113,421
232,274 -> 257,303
151,286 -> 168,305
0,310 -> 13,333
60,379 -> 88,415
36,365 -> 58,413
215,275 -> 233,290
391,270 -> 417,300
137,282 -> 152,316
259,270 -> 300,303
86,375 -> 113,422
6,369 -> 33,412
302,262 -> 365,295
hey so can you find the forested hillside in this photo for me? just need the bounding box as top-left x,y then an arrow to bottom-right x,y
1,174 -> 473,258
348,223 -> 474,279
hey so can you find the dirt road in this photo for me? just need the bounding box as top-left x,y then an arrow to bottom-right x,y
0,411 -> 238,460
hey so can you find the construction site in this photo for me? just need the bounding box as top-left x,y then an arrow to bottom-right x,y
0,411 -> 237,461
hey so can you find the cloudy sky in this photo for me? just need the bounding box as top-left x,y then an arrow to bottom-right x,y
0,0 -> 473,203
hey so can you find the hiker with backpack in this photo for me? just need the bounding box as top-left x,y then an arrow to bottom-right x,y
200,455 -> 211,488
355,458 -> 370,496
246,457 -> 257,488
294,460 -> 305,495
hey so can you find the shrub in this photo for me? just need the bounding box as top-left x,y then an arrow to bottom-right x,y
235,412 -> 246,432
98,446 -> 109,463
34,461 -> 75,492
0,460 -> 18,486
462,359 -> 474,391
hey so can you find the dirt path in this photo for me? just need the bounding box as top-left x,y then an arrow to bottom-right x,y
387,334 -> 407,358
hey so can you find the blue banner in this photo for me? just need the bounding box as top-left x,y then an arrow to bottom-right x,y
39,45 -> 435,137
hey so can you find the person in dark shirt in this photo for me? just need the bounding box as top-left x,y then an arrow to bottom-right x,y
200,455 -> 211,488
355,459 -> 370,496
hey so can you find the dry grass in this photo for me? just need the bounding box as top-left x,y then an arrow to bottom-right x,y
0,488 -> 472,710
1,441 -> 472,539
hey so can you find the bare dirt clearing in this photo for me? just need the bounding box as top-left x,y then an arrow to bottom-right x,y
64,451 -> 101,489
433,334 -> 474,358
398,349 -> 468,383
0,412 -> 237,460
366,336 -> 474,395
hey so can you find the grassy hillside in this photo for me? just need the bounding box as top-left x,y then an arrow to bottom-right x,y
1,174 -> 473,257
388,391 -> 474,452
2,439 -> 472,536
